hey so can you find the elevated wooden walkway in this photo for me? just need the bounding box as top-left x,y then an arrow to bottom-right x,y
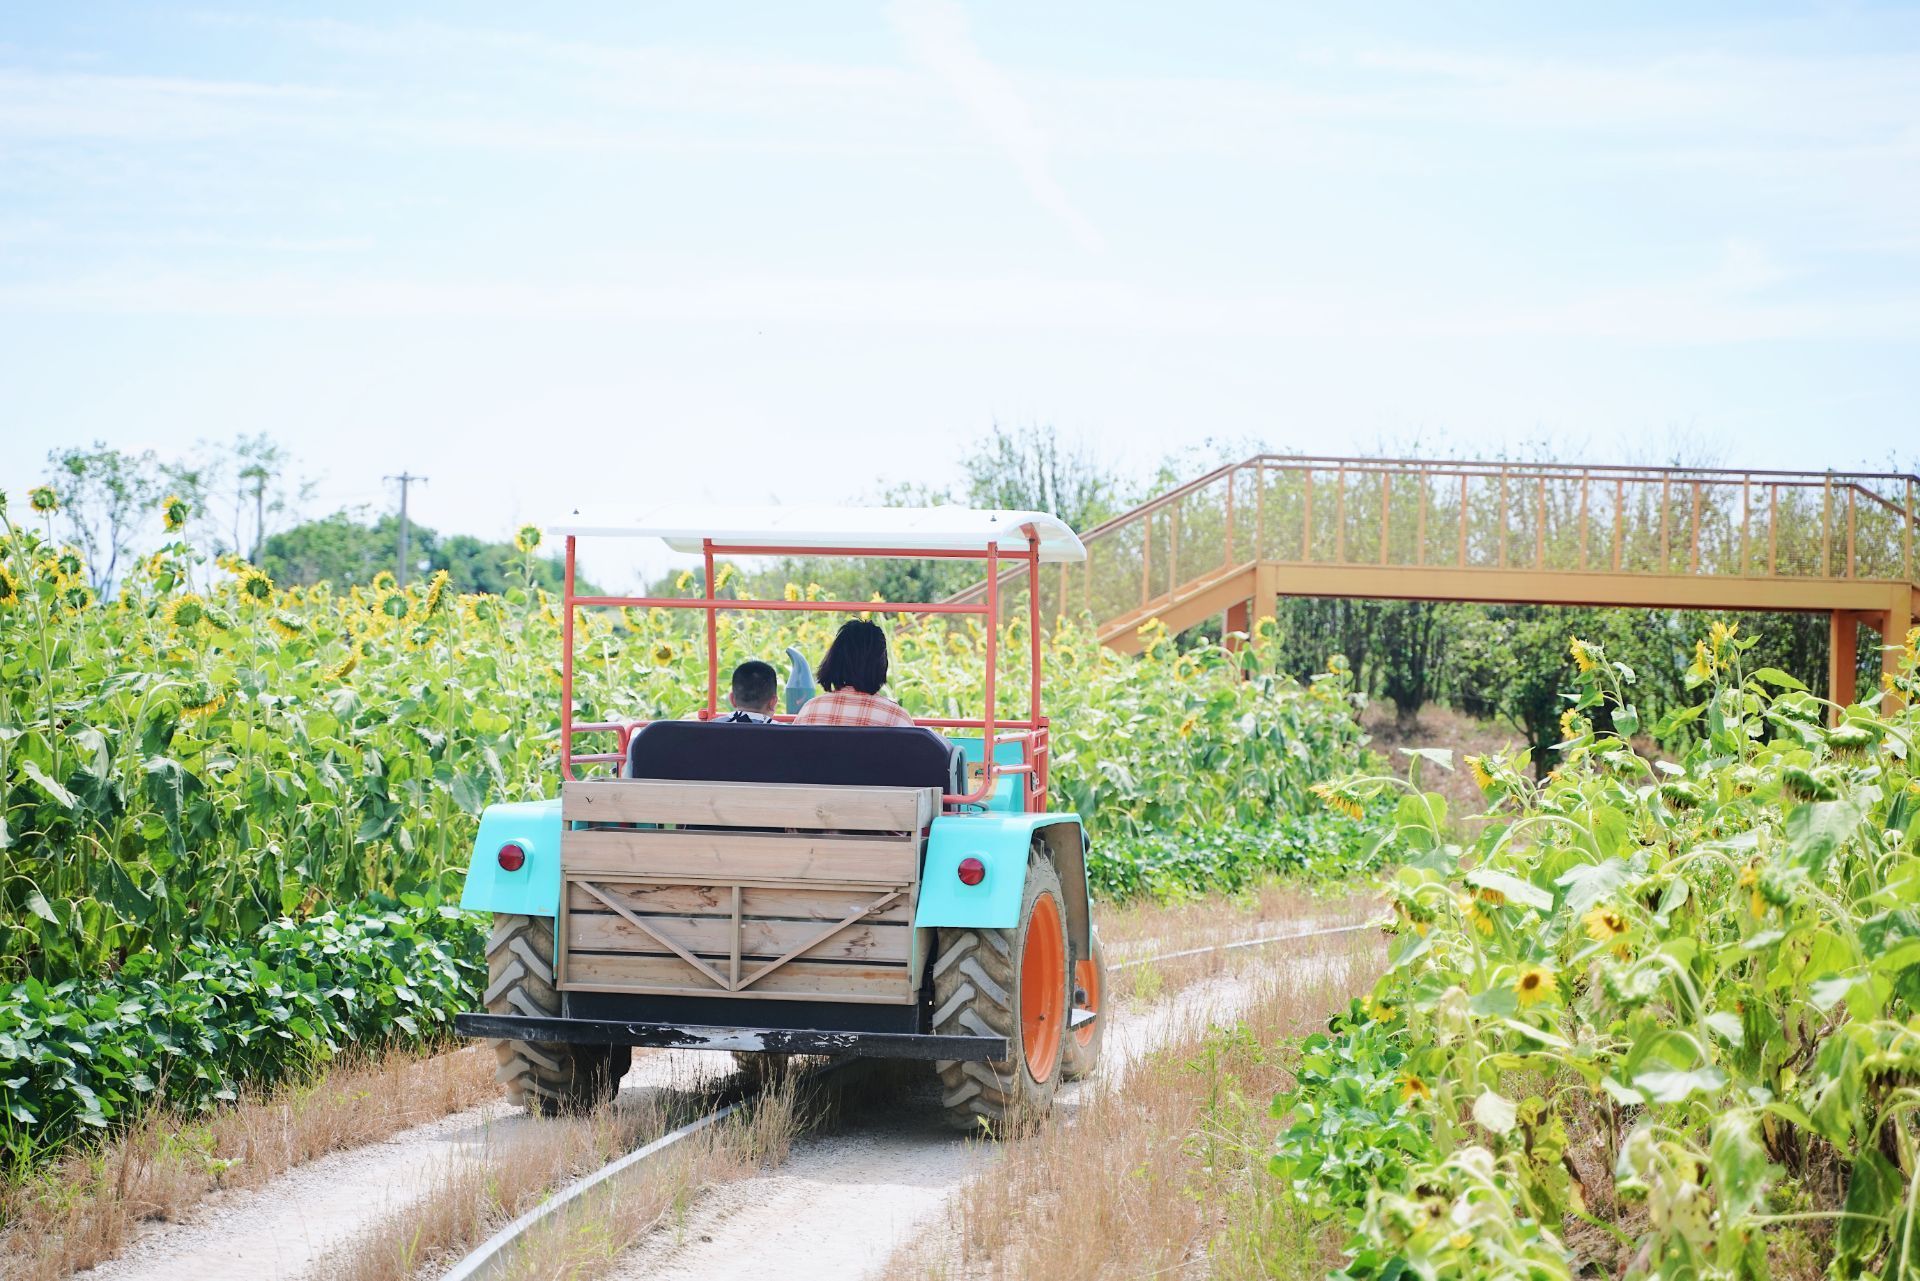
958,456 -> 1920,704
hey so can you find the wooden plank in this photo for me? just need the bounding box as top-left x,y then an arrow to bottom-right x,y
575,879 -> 731,989
566,912 -> 910,963
564,880 -> 914,924
564,828 -> 916,884
562,779 -> 935,832
737,890 -> 903,988
564,953 -> 914,1003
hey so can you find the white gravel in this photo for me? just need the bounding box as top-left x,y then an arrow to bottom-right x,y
75,1049 -> 724,1281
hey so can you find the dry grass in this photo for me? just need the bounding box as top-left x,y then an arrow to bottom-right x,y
889,929 -> 1387,1280
0,1045 -> 497,1281
317,1057 -> 852,1281
1102,884 -> 1381,1006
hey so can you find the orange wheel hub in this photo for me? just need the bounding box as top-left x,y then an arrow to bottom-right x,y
1021,892 -> 1066,1083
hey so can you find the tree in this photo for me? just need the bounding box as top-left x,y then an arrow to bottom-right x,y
47,443 -> 163,592
260,511 -> 584,594
962,424 -> 1122,534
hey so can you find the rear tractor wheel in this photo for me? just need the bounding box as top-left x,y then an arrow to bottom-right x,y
487,913 -> 630,1114
931,842 -> 1071,1134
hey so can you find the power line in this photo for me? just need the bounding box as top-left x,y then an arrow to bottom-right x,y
383,472 -> 429,586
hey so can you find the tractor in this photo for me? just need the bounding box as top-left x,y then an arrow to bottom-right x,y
454,506 -> 1105,1132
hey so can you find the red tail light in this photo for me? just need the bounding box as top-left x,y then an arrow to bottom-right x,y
957,857 -> 985,886
497,842 -> 526,872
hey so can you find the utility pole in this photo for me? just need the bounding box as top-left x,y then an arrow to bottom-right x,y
384,472 -> 428,586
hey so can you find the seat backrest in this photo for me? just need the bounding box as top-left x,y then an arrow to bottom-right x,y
625,720 -> 964,795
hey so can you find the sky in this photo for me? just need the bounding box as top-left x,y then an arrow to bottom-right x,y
2,2 -> 1917,586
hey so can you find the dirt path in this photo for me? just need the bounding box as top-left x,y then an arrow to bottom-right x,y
76,1051 -> 729,1281
602,970 -> 1269,1281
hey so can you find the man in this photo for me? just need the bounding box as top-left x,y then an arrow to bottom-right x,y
719,659 -> 780,723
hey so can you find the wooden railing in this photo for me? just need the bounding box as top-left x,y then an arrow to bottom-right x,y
955,456 -> 1920,629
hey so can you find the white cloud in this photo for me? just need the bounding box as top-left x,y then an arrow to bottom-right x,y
885,0 -> 1103,251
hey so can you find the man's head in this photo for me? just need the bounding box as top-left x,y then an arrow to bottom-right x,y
729,660 -> 779,714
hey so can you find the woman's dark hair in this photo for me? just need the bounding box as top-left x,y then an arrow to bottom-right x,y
816,619 -> 890,694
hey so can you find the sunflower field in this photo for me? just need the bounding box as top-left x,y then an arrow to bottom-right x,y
0,493 -> 1377,1163
1286,625 -> 1920,1278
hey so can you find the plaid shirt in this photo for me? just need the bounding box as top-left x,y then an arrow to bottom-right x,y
793,689 -> 916,728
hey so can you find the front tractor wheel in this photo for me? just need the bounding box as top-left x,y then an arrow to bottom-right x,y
932,843 -> 1071,1134
487,913 -> 630,1114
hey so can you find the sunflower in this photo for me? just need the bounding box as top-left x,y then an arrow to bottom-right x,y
0,564 -> 17,607
1688,639 -> 1715,682
1457,893 -> 1494,936
181,681 -> 225,718
379,590 -> 411,620
237,568 -> 273,604
168,593 -> 208,630
28,485 -> 57,514
325,652 -> 358,681
418,569 -> 451,619
1473,886 -> 1506,907
653,642 -> 675,665
1568,637 -> 1595,673
714,563 -> 736,592
1582,905 -> 1628,943
1310,781 -> 1364,821
160,493 -> 190,532
1466,755 -> 1495,792
675,570 -> 695,592
61,583 -> 94,612
1559,709 -> 1586,741
467,595 -> 499,623
783,582 -> 802,602
1513,965 -> 1556,1008
1399,1074 -> 1432,1105
269,611 -> 305,640
806,582 -> 823,600
371,570 -> 397,592
513,523 -> 543,554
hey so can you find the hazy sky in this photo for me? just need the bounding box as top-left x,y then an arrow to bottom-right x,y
3,2 -> 1917,584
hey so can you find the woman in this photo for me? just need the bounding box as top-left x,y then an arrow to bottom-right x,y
793,619 -> 916,727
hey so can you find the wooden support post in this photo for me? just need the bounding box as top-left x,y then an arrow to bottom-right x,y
1830,610 -> 1860,715
1140,514 -> 1151,607
1769,484 -> 1779,575
1579,472 -> 1590,571
1380,473 -> 1391,566
1300,468 -> 1312,562
1225,598 -> 1251,652
1416,476 -> 1428,567
1170,504 -> 1180,596
1740,476 -> 1751,574
1689,481 -> 1702,574
1224,470 -> 1235,566
1253,562 -> 1279,627
1613,479 -> 1624,572
1883,590 -> 1912,710
1498,468 -> 1508,568
1847,487 -> 1857,577
1335,466 -> 1347,564
1458,473 -> 1469,567
1660,477 -> 1671,571
1535,476 -> 1546,568
1822,475 -> 1833,577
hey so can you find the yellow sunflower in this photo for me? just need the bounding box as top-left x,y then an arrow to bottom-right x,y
1582,905 -> 1628,943
181,681 -> 225,718
783,582 -> 802,602
1514,965 -> 1557,1008
371,570 -> 397,592
1310,782 -> 1364,821
160,493 -> 190,532
653,642 -> 675,664
325,652 -> 358,681
513,523 -> 543,554
419,569 -> 451,619
1466,755 -> 1494,791
0,564 -> 17,607
238,568 -> 274,605
168,593 -> 208,630
1400,1074 -> 1432,1105
1569,637 -> 1595,673
28,485 -> 57,514
269,611 -> 304,640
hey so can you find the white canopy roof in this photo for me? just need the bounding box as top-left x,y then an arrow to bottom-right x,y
550,505 -> 1087,563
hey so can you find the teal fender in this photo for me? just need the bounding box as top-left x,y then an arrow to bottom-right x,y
459,798 -> 562,918
914,812 -> 1090,954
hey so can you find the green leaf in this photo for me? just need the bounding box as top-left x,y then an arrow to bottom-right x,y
1786,799 -> 1869,874
1753,667 -> 1809,692
1397,747 -> 1454,771
21,760 -> 76,810
1558,858 -> 1629,919
1634,1065 -> 1727,1104
1612,704 -> 1640,738
1472,1089 -> 1518,1135
24,890 -> 59,925
1703,1011 -> 1745,1047
1837,1148 -> 1900,1261
1464,868 -> 1553,913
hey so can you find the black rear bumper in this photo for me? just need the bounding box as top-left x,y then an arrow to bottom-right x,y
456,1012 -> 1007,1062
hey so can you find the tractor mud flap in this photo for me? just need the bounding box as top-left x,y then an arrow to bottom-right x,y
456,1012 -> 1006,1061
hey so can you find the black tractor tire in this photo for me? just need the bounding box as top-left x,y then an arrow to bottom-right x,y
931,842 -> 1071,1134
486,913 -> 630,1114
1061,925 -> 1108,1081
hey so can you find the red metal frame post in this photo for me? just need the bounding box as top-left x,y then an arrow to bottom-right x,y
1028,534 -> 1044,811
703,539 -> 719,717
562,535 -> 578,779
984,541 -> 999,805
